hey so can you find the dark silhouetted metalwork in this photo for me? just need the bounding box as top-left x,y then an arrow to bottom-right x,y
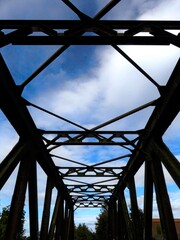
0,0 -> 179,239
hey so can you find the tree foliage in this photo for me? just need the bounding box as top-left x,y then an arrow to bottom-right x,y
95,208 -> 108,240
75,223 -> 95,240
0,205 -> 25,240
130,207 -> 144,238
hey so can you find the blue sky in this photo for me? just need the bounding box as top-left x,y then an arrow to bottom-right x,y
0,0 -> 180,234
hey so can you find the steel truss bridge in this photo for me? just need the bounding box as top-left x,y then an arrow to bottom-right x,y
0,0 -> 180,239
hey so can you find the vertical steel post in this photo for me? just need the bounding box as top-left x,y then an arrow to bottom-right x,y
40,177 -> 53,240
117,198 -> 126,240
143,159 -> 153,240
60,199 -> 65,239
28,158 -> 39,239
128,177 -> 143,240
70,206 -> 75,240
112,200 -> 117,240
119,192 -> 133,240
108,204 -> 114,240
64,201 -> 70,240
67,206 -> 73,240
54,198 -> 64,240
151,151 -> 178,240
48,192 -> 62,239
4,153 -> 31,240
153,140 -> 180,188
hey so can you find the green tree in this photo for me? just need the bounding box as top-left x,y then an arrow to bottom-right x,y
75,223 -> 95,240
95,208 -> 108,240
0,205 -> 25,240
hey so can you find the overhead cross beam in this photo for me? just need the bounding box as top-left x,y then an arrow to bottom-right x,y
0,20 -> 179,47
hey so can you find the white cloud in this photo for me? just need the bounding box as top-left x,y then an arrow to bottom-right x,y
28,41 -> 179,133
152,190 -> 180,218
138,0 -> 180,20
107,0 -> 180,20
135,161 -> 179,188
74,208 -> 101,231
124,190 -> 180,218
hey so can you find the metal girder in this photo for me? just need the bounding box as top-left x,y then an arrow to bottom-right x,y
110,59 -> 180,200
0,53 -> 73,205
143,160 -> 153,240
1,35 -> 179,46
40,177 -> 53,240
0,0 -> 180,239
41,130 -> 139,148
0,20 -> 179,47
0,140 -> 26,190
0,20 -> 179,29
4,150 -> 32,239
28,159 -> 39,240
57,166 -> 123,178
150,151 -> 178,240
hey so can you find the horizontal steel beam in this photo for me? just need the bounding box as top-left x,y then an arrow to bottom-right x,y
0,35 -> 177,46
41,130 -> 140,135
48,141 -> 133,146
0,20 -> 179,30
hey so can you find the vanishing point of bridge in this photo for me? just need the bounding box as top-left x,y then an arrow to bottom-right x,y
0,1 -> 180,239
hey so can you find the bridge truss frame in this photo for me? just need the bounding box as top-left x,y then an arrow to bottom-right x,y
0,0 -> 180,239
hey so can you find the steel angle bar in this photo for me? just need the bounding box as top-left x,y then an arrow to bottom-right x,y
19,0 -> 122,91
153,140 -> 180,188
40,177 -> 54,240
0,53 -> 72,205
110,59 -> 180,201
61,172 -> 121,177
28,159 -> 39,240
42,130 -> 142,134
119,192 -> 134,240
92,154 -> 130,167
151,153 -> 178,240
48,193 -> 63,239
52,154 -> 88,167
40,98 -> 154,151
91,99 -> 158,131
55,197 -> 65,240
0,26 -> 32,48
0,20 -> 179,31
7,35 -> 174,45
150,26 -> 180,48
4,153 -> 32,240
144,159 -> 153,240
57,166 -> 124,170
113,44 -> 161,89
128,177 -> 143,239
46,140 -> 132,146
0,140 -> 27,190
19,45 -> 70,91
